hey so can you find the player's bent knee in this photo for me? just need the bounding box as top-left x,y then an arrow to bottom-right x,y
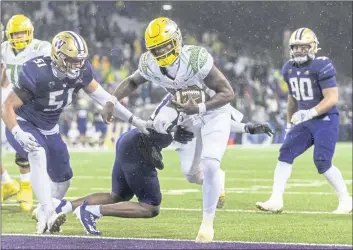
15,153 -> 30,168
314,159 -> 332,174
140,202 -> 160,218
184,172 -> 203,184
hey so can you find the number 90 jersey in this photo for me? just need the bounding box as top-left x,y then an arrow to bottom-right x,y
282,56 -> 338,115
1,39 -> 51,87
14,56 -> 94,133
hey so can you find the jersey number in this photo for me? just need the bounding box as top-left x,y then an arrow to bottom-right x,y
6,64 -> 21,85
44,88 -> 75,111
289,77 -> 314,101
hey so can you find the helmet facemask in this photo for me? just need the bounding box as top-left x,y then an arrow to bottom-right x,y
54,52 -> 86,79
149,39 -> 180,67
8,30 -> 33,50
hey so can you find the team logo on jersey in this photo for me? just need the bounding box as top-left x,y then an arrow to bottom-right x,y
48,81 -> 55,89
304,70 -> 310,75
296,71 -> 301,76
55,38 -> 67,49
75,78 -> 83,84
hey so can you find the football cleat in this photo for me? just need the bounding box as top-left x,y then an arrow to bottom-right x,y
217,192 -> 226,209
73,201 -> 101,235
47,210 -> 67,234
1,179 -> 20,201
217,169 -> 226,209
256,199 -> 283,213
195,225 -> 214,243
32,199 -> 63,222
332,196 -> 353,214
35,206 -> 48,234
17,180 -> 33,212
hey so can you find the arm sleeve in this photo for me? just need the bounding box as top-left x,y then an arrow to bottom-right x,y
138,52 -> 154,82
12,64 -> 37,103
196,47 -> 214,80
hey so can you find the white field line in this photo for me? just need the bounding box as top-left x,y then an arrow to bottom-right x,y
2,233 -> 352,247
2,202 -> 352,216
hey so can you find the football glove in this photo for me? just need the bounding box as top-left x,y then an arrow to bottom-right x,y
245,123 -> 274,136
12,125 -> 40,152
291,108 -> 318,125
173,126 -> 194,144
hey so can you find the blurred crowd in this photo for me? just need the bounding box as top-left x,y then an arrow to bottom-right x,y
2,1 -> 352,147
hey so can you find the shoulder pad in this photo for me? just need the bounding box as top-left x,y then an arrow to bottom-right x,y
312,56 -> 336,80
139,52 -> 150,76
187,46 -> 209,73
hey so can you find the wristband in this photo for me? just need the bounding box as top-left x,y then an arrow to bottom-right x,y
309,108 -> 318,118
11,125 -> 22,135
198,103 -> 207,114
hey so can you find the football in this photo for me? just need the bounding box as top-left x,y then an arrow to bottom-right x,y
174,86 -> 210,104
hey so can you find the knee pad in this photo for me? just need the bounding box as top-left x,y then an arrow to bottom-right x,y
314,159 -> 331,174
184,170 -> 203,184
15,153 -> 30,168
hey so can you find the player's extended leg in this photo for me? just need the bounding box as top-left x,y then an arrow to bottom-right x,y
1,165 -> 20,202
5,121 -> 65,233
196,112 -> 231,243
256,123 -> 313,212
312,115 -> 352,214
15,153 -> 33,212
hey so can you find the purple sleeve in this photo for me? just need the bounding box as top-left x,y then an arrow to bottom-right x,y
81,61 -> 95,87
16,63 -> 37,93
318,59 -> 337,89
281,62 -> 292,95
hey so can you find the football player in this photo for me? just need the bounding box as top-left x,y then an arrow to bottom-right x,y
102,17 -> 238,243
1,31 -> 150,233
1,14 -> 52,212
256,28 -> 352,214
44,126 -> 194,235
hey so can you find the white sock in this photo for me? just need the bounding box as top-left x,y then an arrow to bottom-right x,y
1,170 -> 11,182
201,158 -> 221,228
28,148 -> 53,214
86,205 -> 102,217
219,169 -> 225,194
61,200 -> 73,214
323,165 -> 350,201
51,180 -> 71,199
270,161 -> 292,201
20,173 -> 31,182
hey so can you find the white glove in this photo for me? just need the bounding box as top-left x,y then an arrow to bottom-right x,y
291,108 -> 318,125
130,116 -> 152,135
152,115 -> 172,134
11,125 -> 40,152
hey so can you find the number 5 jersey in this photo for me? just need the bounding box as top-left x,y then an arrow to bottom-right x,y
281,56 -> 338,116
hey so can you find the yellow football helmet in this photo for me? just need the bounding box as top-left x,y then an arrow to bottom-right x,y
145,17 -> 183,67
6,14 -> 34,50
289,28 -> 320,64
51,31 -> 88,79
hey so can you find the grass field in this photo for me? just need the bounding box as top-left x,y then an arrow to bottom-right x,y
1,143 -> 352,245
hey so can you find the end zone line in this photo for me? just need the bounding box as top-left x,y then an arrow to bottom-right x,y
2,233 -> 352,247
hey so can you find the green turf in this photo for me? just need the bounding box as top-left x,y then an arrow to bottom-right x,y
1,143 -> 352,244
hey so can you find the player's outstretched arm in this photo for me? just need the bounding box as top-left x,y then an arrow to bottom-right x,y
113,70 -> 148,101
202,65 -> 235,111
84,78 -> 151,134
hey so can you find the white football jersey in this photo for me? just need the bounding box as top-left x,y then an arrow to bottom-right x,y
1,39 -> 51,87
138,45 -> 217,97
